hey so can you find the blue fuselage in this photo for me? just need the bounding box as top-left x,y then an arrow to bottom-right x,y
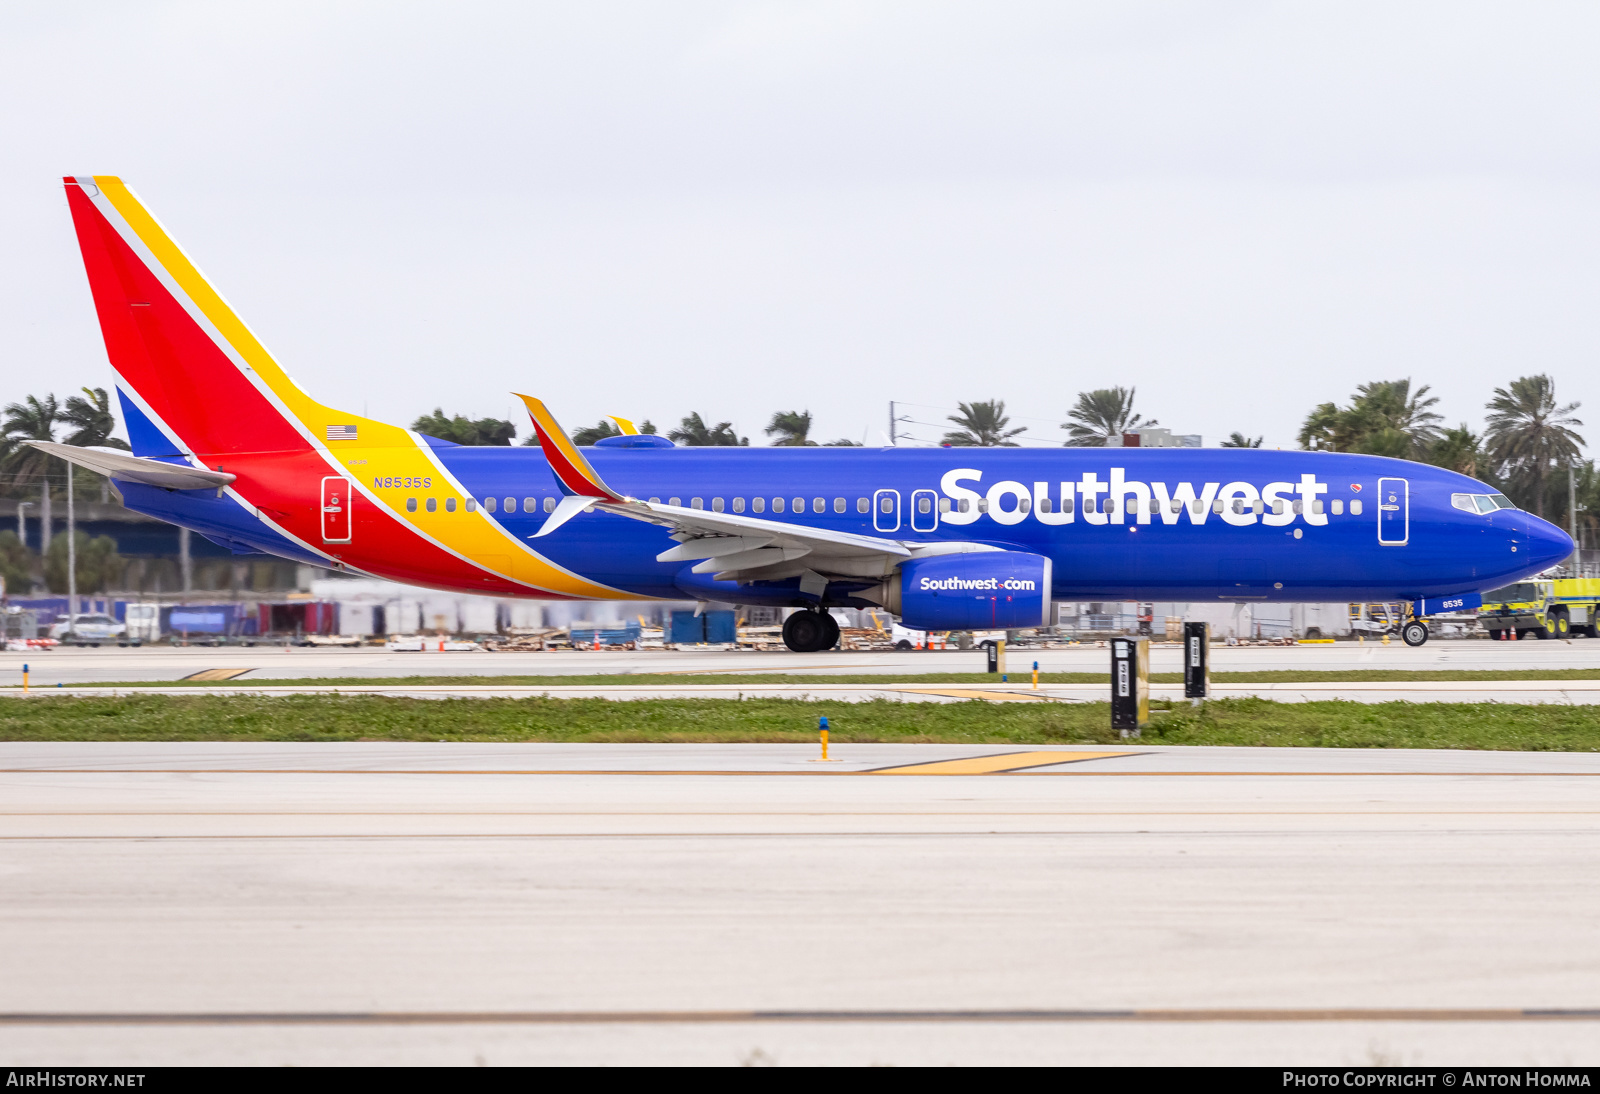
123,443 -> 1573,607
415,445 -> 1571,605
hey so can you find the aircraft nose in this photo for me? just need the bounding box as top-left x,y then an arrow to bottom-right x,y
1523,513 -> 1575,571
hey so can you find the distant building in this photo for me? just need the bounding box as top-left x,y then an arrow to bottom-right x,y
1109,427 -> 1202,448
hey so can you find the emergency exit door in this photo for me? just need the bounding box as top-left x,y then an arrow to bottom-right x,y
1377,477 -> 1408,546
321,476 -> 352,543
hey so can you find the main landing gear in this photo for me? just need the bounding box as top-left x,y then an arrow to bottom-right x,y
1401,620 -> 1429,647
782,608 -> 839,653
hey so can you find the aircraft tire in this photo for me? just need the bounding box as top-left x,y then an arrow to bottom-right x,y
1401,621 -> 1429,647
782,610 -> 828,653
820,611 -> 840,650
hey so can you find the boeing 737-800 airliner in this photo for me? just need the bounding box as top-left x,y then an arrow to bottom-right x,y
36,177 -> 1574,651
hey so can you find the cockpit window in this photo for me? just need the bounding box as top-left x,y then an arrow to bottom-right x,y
1453,492 -> 1517,515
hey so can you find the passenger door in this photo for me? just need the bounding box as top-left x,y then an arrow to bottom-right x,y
873,488 -> 901,533
1377,477 -> 1408,546
321,476 -> 352,543
910,489 -> 938,533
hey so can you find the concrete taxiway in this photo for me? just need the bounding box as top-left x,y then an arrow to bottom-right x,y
3,742 -> 1599,1065
4,637 -> 1600,687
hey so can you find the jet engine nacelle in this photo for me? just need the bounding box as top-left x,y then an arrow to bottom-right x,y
878,551 -> 1053,632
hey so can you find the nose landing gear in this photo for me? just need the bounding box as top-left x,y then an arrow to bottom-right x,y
1401,620 -> 1429,647
782,608 -> 840,653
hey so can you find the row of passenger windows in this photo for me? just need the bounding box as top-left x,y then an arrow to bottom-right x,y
409,494 -> 1359,517
405,496 -> 480,514
478,496 -> 558,514
473,496 -> 920,516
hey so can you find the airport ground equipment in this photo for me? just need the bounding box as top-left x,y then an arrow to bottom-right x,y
1479,578 -> 1600,640
1111,638 -> 1149,738
668,610 -> 736,646
570,620 -> 644,648
1183,621 -> 1209,699
3,608 -> 39,643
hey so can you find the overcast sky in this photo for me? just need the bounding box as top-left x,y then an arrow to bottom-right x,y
3,1 -> 1597,450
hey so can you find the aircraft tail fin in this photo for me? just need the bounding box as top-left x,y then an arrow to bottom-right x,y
61,176 -> 391,459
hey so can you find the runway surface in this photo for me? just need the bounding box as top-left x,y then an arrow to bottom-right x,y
5,637 -> 1600,687
3,742 -> 1599,1065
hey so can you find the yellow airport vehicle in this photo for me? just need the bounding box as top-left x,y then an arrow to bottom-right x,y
1479,578 -> 1600,640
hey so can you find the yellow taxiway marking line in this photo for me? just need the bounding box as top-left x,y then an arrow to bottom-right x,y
895,688 -> 1054,702
177,668 -> 254,682
871,750 -> 1130,775
650,664 -> 846,676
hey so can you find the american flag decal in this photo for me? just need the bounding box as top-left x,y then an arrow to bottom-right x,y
326,425 -> 358,441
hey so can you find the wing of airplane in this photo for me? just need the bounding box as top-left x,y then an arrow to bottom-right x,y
516,394 -> 998,589
24,440 -> 236,491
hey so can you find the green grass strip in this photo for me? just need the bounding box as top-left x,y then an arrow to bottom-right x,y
3,694 -> 1600,751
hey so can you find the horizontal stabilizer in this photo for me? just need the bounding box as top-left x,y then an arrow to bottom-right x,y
24,441 -> 235,491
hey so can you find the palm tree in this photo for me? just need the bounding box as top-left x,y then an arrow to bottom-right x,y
59,387 -> 132,502
1,394 -> 60,553
1297,402 -> 1341,451
1221,432 -> 1262,448
59,387 -> 129,449
765,410 -> 817,446
669,412 -> 747,446
943,400 -> 1025,447
1062,387 -> 1154,447
1573,458 -> 1599,551
1297,379 -> 1442,458
1484,375 -> 1585,517
412,408 -> 516,446
569,419 -> 622,446
1428,425 -> 1483,478
1353,379 -> 1443,458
